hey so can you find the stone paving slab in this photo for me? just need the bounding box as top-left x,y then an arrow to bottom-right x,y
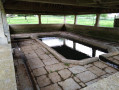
58,69 -> 71,80
28,58 -> 44,70
88,66 -> 106,76
76,71 -> 97,83
33,67 -> 47,76
113,55 -> 119,60
41,84 -> 62,90
17,39 -> 119,90
42,58 -> 59,65
69,66 -> 87,74
45,63 -> 67,72
39,54 -> 51,60
84,64 -> 93,69
37,75 -> 51,87
49,72 -> 61,83
35,49 -> 45,56
58,78 -> 81,90
104,67 -> 118,74
85,78 -> 101,86
25,52 -> 39,60
93,61 -> 108,69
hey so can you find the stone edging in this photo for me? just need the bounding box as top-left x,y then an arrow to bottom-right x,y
30,32 -> 119,65
13,32 -> 119,65
34,38 -> 98,65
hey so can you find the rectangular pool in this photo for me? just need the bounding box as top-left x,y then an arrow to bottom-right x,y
39,37 -> 107,60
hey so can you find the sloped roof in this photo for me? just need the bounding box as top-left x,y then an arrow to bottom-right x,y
3,0 -> 119,14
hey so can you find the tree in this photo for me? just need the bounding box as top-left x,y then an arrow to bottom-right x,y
101,14 -> 108,19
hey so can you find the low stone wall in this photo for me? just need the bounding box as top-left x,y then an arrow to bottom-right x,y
10,24 -> 119,42
66,25 -> 119,42
10,24 -> 63,34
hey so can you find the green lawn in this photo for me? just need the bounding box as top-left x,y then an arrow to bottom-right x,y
7,15 -> 114,27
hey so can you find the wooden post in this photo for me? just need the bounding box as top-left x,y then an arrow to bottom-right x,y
38,15 -> 41,24
64,15 -> 66,24
73,41 -> 76,50
74,15 -> 77,25
95,14 -> 100,27
63,39 -> 66,45
92,48 -> 96,57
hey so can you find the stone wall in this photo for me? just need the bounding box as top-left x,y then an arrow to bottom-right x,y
10,24 -> 119,42
66,25 -> 119,42
0,0 -> 10,44
10,24 -> 63,34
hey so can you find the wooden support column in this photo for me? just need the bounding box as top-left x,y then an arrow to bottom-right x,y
92,48 -> 96,57
95,14 -> 100,27
74,15 -> 77,25
38,15 -> 41,24
73,41 -> 76,50
63,39 -> 66,45
64,15 -> 66,24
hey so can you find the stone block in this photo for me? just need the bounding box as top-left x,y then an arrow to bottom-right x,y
93,61 -> 108,69
45,63 -> 67,72
48,72 -> 61,83
113,56 -> 119,60
28,58 -> 44,70
85,78 -> 100,86
41,84 -> 62,90
69,66 -> 87,74
88,66 -> 106,76
105,67 -> 118,74
39,54 -> 50,60
33,67 -> 47,76
58,69 -> 71,79
76,71 -> 97,83
84,64 -> 93,69
37,75 -> 51,87
58,78 -> 81,90
42,58 -> 59,65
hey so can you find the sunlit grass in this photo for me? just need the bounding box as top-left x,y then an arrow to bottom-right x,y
7,15 -> 114,27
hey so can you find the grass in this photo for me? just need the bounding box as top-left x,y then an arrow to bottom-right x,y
64,63 -> 70,67
7,15 -> 114,27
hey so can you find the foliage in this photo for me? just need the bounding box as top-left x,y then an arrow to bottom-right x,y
7,15 -> 114,27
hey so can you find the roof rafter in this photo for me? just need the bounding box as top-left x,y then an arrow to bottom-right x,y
10,0 -> 119,7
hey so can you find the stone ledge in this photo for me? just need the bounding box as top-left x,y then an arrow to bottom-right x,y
100,51 -> 119,58
0,44 -> 17,90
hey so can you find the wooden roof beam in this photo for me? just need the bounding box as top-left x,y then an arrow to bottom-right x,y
9,0 -> 98,6
10,0 -> 119,7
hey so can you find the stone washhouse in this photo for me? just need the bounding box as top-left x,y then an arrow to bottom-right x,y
1,0 -> 119,90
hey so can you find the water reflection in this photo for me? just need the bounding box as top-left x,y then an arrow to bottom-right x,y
40,37 -> 106,59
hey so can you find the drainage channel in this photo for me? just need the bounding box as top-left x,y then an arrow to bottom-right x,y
12,40 -> 38,90
99,56 -> 119,69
